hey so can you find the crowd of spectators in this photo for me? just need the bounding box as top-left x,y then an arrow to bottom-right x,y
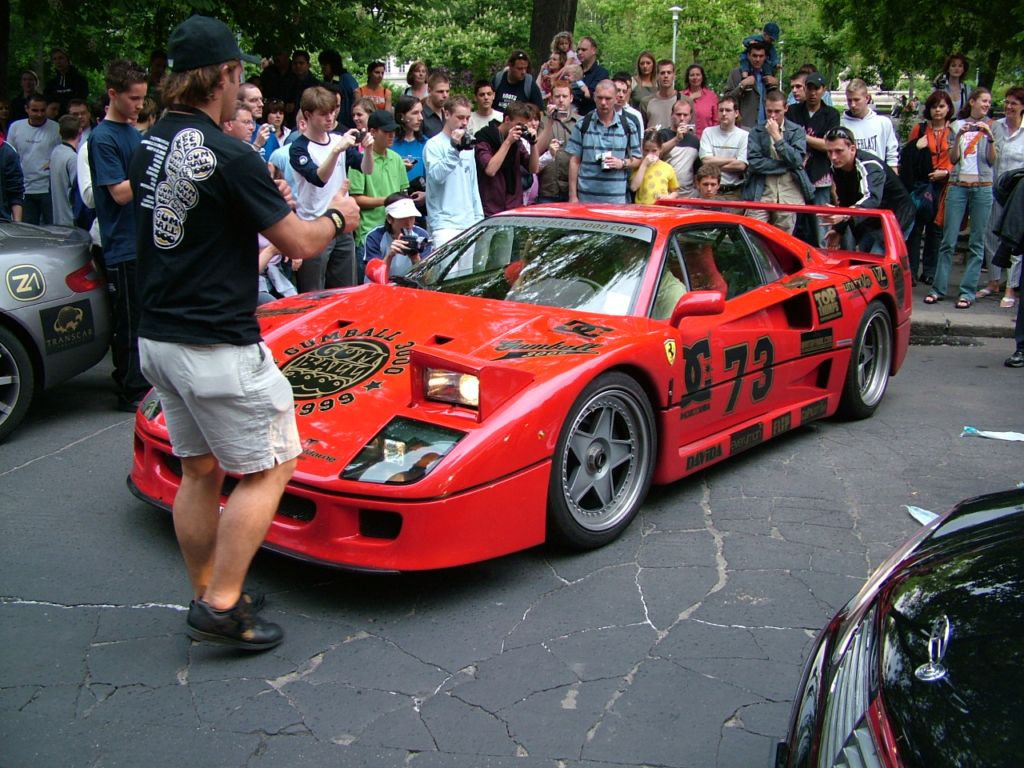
2,30 -> 1023,369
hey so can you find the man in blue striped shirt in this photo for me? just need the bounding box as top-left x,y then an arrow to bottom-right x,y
567,80 -> 642,204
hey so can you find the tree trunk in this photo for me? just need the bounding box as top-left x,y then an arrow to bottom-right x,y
0,0 -> 9,97
529,0 -> 578,75
979,48 -> 1000,90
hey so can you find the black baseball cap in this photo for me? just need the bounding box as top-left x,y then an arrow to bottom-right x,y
368,109 -> 398,132
168,16 -> 261,72
804,73 -> 827,89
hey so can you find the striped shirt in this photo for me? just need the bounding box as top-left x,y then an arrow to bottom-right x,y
567,113 -> 642,203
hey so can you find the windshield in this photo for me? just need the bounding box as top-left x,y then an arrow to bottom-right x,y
405,216 -> 656,316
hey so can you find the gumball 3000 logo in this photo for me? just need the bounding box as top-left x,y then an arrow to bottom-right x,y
282,339 -> 391,399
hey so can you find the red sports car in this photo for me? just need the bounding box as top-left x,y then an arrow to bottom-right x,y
129,202 -> 911,571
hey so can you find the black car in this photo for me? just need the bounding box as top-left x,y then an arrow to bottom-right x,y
776,488 -> 1024,768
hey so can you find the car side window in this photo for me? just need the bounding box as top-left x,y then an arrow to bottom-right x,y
672,225 -> 763,299
650,240 -> 688,320
739,228 -> 786,283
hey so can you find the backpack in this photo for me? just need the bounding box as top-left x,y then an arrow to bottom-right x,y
493,69 -> 535,101
578,111 -> 636,158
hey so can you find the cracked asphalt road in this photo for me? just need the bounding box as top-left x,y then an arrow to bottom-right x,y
2,340 -> 1020,767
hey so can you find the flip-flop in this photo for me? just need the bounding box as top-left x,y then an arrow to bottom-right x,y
923,293 -> 942,304
1000,296 -> 1018,308
955,297 -> 973,309
976,287 -> 994,299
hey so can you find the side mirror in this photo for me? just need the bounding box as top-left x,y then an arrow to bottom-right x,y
669,291 -> 725,327
364,258 -> 387,285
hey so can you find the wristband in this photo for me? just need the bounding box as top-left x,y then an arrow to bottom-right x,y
324,208 -> 346,237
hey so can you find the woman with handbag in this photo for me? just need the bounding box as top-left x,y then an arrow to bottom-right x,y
905,91 -> 955,284
924,88 -> 996,308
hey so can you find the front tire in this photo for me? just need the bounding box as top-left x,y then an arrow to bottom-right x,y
837,300 -> 892,420
0,325 -> 35,443
548,372 -> 656,549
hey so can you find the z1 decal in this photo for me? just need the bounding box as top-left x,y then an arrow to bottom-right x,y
6,264 -> 46,302
870,265 -> 889,289
553,319 -> 613,339
723,337 -> 774,414
813,287 -> 842,323
800,398 -> 828,423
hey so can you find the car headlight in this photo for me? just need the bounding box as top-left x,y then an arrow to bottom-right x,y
340,417 -> 465,484
424,368 -> 480,409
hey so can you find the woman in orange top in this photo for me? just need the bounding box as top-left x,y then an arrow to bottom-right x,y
906,90 -> 955,284
356,61 -> 394,112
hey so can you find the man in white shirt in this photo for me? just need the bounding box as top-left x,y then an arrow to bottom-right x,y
6,94 -> 60,224
840,79 -> 899,170
423,95 -> 484,246
698,95 -> 749,200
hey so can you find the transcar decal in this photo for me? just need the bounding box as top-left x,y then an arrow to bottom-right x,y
730,424 -> 764,453
892,263 -> 905,304
553,319 -> 614,339
40,300 -> 95,355
493,340 -> 600,360
664,339 -> 677,366
771,412 -> 792,437
800,398 -> 828,423
812,286 -> 842,323
256,302 -> 318,318
280,327 -> 414,410
686,444 -> 722,471
870,265 -> 889,289
800,329 -> 834,356
6,264 -> 46,302
300,438 -> 337,464
842,274 -> 872,293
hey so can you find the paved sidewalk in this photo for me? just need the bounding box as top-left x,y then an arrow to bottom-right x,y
910,260 -> 1017,343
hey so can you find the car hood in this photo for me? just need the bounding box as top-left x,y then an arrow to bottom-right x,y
256,285 -> 656,482
877,491 -> 1024,766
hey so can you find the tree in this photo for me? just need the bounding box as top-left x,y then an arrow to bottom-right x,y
528,0 -> 577,78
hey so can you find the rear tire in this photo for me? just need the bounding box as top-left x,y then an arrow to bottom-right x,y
0,326 -> 35,442
837,300 -> 892,420
547,372 -> 656,549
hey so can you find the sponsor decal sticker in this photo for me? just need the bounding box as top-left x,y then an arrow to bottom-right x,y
730,424 -> 764,453
842,274 -> 872,293
40,300 -> 95,354
870,265 -> 889,289
300,437 -> 337,463
771,412 -> 791,437
553,319 -> 613,339
681,336 -> 712,408
812,286 -> 842,323
493,339 -> 600,360
686,444 -> 722,471
800,398 -> 828,423
6,264 -> 46,301
256,302 -> 318,318
800,329 -> 834,355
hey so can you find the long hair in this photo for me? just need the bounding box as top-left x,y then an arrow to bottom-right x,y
395,95 -> 423,141
960,86 -> 990,120
161,63 -> 228,108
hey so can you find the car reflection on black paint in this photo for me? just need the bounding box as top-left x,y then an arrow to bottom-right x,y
776,488 -> 1024,768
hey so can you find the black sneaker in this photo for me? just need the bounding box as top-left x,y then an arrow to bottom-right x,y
240,591 -> 265,613
1005,350 -> 1024,368
186,599 -> 284,650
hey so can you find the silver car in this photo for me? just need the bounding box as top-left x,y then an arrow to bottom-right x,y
0,223 -> 111,441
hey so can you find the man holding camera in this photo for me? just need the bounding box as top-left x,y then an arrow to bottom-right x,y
475,102 -> 540,215
656,96 -> 700,197
536,82 -> 579,203
423,95 -> 484,246
567,80 -> 643,204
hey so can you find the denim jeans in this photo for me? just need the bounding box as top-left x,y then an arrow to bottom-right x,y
931,183 -> 993,300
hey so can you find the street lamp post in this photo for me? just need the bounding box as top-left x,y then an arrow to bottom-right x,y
670,6 -> 682,66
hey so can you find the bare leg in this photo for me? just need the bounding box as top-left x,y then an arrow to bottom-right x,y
202,458 -> 296,611
173,454 -> 225,600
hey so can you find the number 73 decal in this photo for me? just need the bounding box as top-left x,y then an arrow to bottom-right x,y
682,336 -> 774,413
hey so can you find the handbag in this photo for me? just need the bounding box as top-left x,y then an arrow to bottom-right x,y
911,182 -> 935,220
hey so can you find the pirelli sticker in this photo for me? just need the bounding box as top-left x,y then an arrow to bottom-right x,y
812,286 -> 842,323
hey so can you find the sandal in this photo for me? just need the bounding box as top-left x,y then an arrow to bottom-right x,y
923,293 -> 942,304
975,287 -> 994,299
1000,296 -> 1018,308
955,297 -> 973,309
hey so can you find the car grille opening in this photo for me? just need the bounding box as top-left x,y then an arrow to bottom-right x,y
359,509 -> 402,539
160,452 -> 315,521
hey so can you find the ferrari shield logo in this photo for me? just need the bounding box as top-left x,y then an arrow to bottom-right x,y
664,339 -> 677,365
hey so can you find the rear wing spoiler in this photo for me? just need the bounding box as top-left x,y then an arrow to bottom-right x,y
655,198 -> 907,260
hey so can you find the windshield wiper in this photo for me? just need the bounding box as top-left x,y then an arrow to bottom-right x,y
390,274 -> 423,288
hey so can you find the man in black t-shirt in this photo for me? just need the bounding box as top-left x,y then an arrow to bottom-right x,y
787,72 -> 840,245
131,15 -> 359,652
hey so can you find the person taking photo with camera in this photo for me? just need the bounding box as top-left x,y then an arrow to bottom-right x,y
423,95 -> 484,246
475,102 -> 540,215
363,193 -> 433,280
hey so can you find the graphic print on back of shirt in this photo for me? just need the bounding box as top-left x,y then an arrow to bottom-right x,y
153,128 -> 217,249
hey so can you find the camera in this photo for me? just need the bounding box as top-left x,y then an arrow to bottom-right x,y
351,129 -> 366,143
452,132 -> 476,151
519,127 -> 536,145
400,231 -> 431,254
